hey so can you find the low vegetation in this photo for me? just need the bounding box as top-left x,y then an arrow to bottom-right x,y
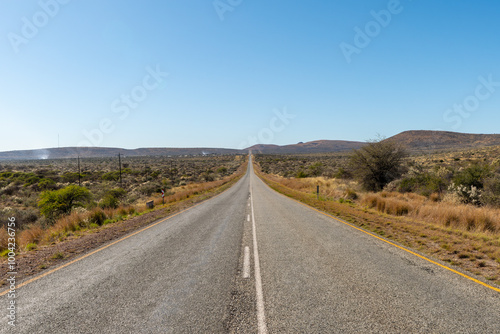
0,155 -> 246,254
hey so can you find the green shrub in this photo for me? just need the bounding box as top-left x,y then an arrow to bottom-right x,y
334,167 -> 351,179
38,185 -> 91,221
52,251 -> 65,259
38,178 -> 56,190
101,171 -> 120,181
103,219 -> 114,225
100,194 -> 119,209
217,167 -> 228,175
482,177 -> 500,206
88,209 -> 107,226
308,162 -> 323,177
0,172 -> 13,179
296,170 -> 308,178
62,172 -> 84,183
453,164 -> 490,190
399,173 -> 446,196
24,175 -> 40,187
99,188 -> 126,209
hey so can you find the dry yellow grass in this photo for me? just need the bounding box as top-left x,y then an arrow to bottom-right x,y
269,175 -> 360,199
361,192 -> 500,233
262,171 -> 500,236
18,225 -> 44,249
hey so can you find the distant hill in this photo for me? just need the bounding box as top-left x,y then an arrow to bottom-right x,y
248,140 -> 365,154
0,147 -> 243,160
385,130 -> 500,152
2,131 -> 499,160
248,131 -> 500,154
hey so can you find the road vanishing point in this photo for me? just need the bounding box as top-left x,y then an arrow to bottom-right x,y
1,157 -> 499,333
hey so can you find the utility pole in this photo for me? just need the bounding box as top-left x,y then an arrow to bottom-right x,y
118,153 -> 122,187
78,156 -> 81,187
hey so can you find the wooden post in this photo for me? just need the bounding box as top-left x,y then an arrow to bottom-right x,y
78,156 -> 81,187
118,153 -> 122,187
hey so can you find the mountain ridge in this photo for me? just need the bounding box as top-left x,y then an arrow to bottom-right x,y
1,131 -> 499,160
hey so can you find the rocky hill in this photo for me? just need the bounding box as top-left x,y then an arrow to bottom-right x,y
385,130 -> 500,152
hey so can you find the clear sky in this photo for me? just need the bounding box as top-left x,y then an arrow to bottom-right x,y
1,0 -> 500,151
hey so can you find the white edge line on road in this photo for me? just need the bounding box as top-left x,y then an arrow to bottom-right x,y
243,246 -> 250,279
250,181 -> 268,334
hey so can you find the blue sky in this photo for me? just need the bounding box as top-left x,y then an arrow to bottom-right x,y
1,0 -> 500,151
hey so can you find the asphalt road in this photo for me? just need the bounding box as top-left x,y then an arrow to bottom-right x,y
2,157 -> 499,333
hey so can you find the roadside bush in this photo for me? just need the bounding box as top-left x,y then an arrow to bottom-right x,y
138,182 -> 162,196
0,207 -> 38,230
343,188 -> 358,200
38,185 -> 91,221
100,194 -> 119,209
349,139 -> 407,191
399,173 -> 446,196
88,209 -> 107,226
447,182 -> 482,205
217,167 -> 228,175
296,170 -> 308,178
453,164 -> 489,190
202,172 -> 215,182
308,162 -> 324,177
334,167 -> 351,179
99,188 -> 127,209
482,177 -> 500,207
16,208 -> 39,228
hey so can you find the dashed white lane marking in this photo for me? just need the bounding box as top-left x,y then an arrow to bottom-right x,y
243,246 -> 250,279
250,183 -> 268,334
247,214 -> 250,222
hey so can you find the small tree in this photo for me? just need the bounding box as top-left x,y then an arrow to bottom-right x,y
349,139 -> 407,191
100,188 -> 127,209
38,185 -> 91,221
